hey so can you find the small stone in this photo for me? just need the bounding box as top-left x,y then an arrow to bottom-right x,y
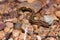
12,18 -> 18,23
21,19 -> 32,31
22,19 -> 29,24
0,31 -> 5,40
27,0 -> 35,3
4,27 -> 10,33
12,30 -> 20,38
14,22 -> 22,29
5,22 -> 14,28
27,29 -> 33,35
43,15 -> 54,24
27,25 -> 34,35
39,27 -> 50,37
55,11 -> 60,18
19,33 -> 24,40
0,21 -> 5,30
10,11 -> 18,18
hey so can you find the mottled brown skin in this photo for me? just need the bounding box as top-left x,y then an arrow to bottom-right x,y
29,13 -> 50,28
17,0 -> 50,28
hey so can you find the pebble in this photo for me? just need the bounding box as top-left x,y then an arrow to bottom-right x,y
0,31 -> 5,40
4,27 -> 10,33
12,30 -> 20,38
19,33 -> 24,40
43,15 -> 54,24
21,19 -> 31,31
12,18 -> 18,23
55,11 -> 60,18
22,19 -> 29,24
5,22 -> 14,28
0,21 -> 5,30
9,11 -> 18,18
27,0 -> 35,3
26,25 -> 34,35
39,27 -> 50,36
14,22 -> 22,29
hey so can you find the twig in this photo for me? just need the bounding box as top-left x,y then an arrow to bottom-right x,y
24,27 -> 28,40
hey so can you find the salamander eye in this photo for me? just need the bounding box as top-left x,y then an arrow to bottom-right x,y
18,7 -> 34,13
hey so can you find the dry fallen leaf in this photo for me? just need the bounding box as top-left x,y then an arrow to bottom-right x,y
27,0 -> 35,3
